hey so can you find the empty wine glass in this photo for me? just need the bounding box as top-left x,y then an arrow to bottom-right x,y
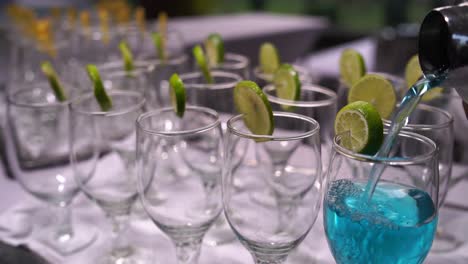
121,28 -> 189,109
325,131 -> 439,263
336,72 -> 405,109
385,104 -> 455,252
253,64 -> 313,88
205,53 -> 250,79
176,70 -> 246,246
137,106 -> 223,264
263,83 -> 338,166
70,90 -> 149,263
7,82 -> 96,255
250,83 -> 335,207
224,112 -> 322,263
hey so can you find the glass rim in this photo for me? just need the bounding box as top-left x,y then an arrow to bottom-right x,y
227,111 -> 320,141
339,71 -> 404,87
333,130 -> 438,165
383,103 -> 453,130
7,82 -> 72,108
98,60 -> 156,76
137,106 -> 221,136
70,90 -> 145,117
179,71 -> 242,90
215,53 -> 250,70
253,64 -> 312,82
263,83 -> 337,107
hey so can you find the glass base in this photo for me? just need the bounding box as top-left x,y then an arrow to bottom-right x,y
37,222 -> 97,255
203,215 -> 236,246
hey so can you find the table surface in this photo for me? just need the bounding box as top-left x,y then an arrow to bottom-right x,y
1,27 -> 468,264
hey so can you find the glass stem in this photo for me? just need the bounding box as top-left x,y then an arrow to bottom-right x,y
54,204 -> 74,242
109,214 -> 132,259
174,239 -> 202,264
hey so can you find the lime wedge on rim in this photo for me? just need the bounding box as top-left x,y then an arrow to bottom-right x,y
193,45 -> 214,84
41,61 -> 67,102
259,42 -> 280,74
169,73 -> 186,118
405,54 -> 443,102
273,64 -> 301,110
86,64 -> 112,111
335,101 -> 383,155
152,32 -> 167,62
204,33 -> 225,67
119,41 -> 134,73
234,80 -> 274,136
348,74 -> 396,119
340,48 -> 366,88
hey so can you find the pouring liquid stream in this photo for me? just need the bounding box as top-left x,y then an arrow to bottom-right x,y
363,72 -> 447,201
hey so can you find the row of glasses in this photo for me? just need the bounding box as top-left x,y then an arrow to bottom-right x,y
7,61 -> 447,264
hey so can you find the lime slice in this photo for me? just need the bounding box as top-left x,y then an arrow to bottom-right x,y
340,48 -> 366,88
234,80 -> 274,136
334,101 -> 383,155
119,41 -> 134,73
273,64 -> 301,111
405,55 -> 443,102
41,61 -> 67,102
86,64 -> 112,111
259,42 -> 280,74
348,74 -> 396,119
169,73 -> 186,118
151,32 -> 167,62
204,33 -> 224,67
193,45 -> 214,84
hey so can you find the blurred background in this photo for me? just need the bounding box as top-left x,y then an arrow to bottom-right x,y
0,0 -> 460,41
0,0 -> 463,80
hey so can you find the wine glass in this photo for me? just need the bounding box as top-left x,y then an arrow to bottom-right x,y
70,90 -> 148,263
384,103 -> 455,252
137,106 -> 223,264
176,70 -> 247,246
97,60 -> 156,107
120,28 -> 189,108
253,64 -> 313,88
336,72 -> 405,109
263,83 -> 338,166
203,52 -> 250,79
325,130 -> 439,263
224,112 -> 322,263
252,83 -> 336,205
262,82 -> 337,262
7,82 -> 97,255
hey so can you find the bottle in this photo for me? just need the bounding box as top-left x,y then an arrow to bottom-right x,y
419,2 -> 468,102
